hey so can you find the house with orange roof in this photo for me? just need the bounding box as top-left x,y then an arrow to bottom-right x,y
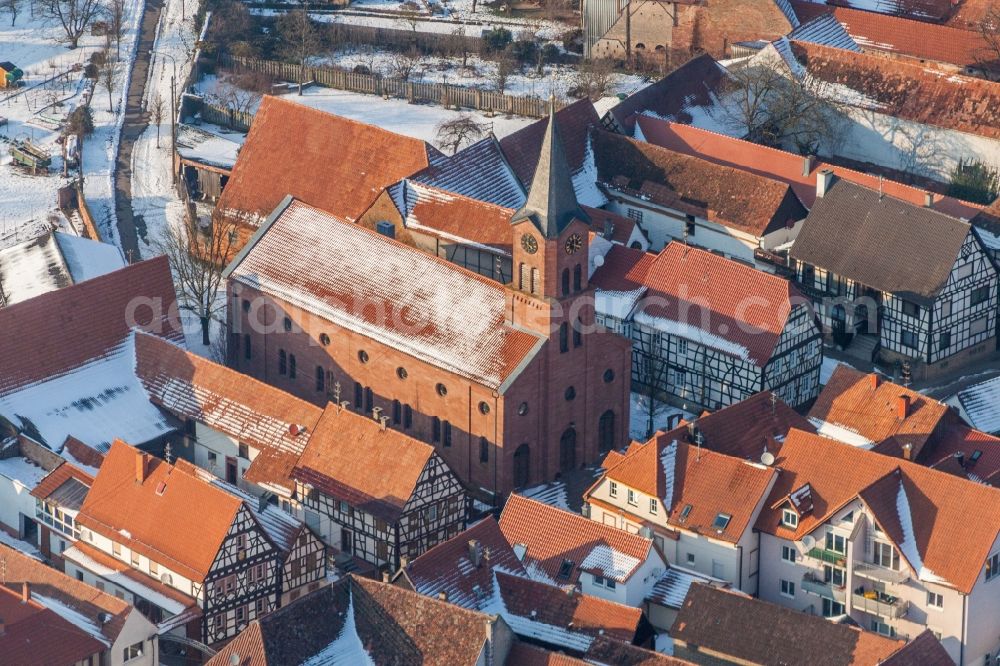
790,178 -> 998,379
224,108 -> 633,498
591,129 -> 810,267
69,441 -> 326,646
584,428 -> 777,602
498,494 -> 668,609
0,543 -> 159,666
755,428 -> 1000,664
590,241 -> 822,411
289,401 -> 467,573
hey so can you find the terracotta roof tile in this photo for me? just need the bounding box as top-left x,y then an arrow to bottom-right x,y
671,583 -> 907,664
501,98 -> 599,187
292,404 -> 439,522
30,462 -> 93,503
595,431 -> 776,543
585,635 -> 694,665
593,130 -> 808,238
77,440 -> 242,582
0,585 -> 106,665
881,629 -> 955,665
920,425 -> 1000,486
591,243 -> 802,366
756,428 -> 1000,593
226,199 -> 543,390
395,181 -> 517,250
808,365 -> 957,458
0,257 -> 182,395
634,117 -> 983,218
498,494 -> 653,584
217,96 -> 437,226
789,40 -> 1000,139
507,643 -> 590,665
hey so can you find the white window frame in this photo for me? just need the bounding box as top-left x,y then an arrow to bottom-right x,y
649,498 -> 658,515
627,489 -> 638,507
782,508 -> 798,528
609,481 -> 618,498
927,591 -> 943,609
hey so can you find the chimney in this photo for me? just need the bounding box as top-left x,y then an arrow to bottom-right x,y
816,169 -> 835,199
902,443 -> 913,460
21,582 -> 29,604
437,590 -> 448,602
869,373 -> 880,390
897,395 -> 910,420
954,451 -> 965,468
381,571 -> 391,582
135,452 -> 148,484
802,155 -> 816,177
399,556 -> 409,569
468,539 -> 483,568
371,406 -> 383,422
924,191 -> 934,208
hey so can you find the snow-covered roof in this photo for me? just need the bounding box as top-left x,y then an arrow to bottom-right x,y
226,199 -> 544,391
175,124 -> 244,171
0,456 -> 50,490
410,135 -> 525,209
787,13 -> 861,52
301,591 -> 376,666
808,416 -> 876,449
647,565 -> 723,609
0,334 -> 175,454
954,374 -> 1000,434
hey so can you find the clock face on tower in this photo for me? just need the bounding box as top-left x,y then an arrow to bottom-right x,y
521,233 -> 538,254
564,233 -> 583,255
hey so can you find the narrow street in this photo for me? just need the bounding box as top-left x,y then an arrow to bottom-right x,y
115,0 -> 165,262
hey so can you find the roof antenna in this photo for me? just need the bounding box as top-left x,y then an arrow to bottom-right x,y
164,442 -> 173,465
770,392 -> 777,416
695,430 -> 703,463
878,175 -> 884,200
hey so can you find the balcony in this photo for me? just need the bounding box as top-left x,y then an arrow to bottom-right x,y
853,561 -> 910,585
806,547 -> 848,566
801,572 -> 846,602
852,588 -> 908,620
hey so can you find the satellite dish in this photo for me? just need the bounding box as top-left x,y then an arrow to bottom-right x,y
799,535 -> 816,550
761,451 -> 776,466
593,255 -> 605,268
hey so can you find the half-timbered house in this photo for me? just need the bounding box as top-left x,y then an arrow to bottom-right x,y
292,403 -> 467,572
591,242 -> 822,412
70,441 -> 322,645
791,178 -> 999,381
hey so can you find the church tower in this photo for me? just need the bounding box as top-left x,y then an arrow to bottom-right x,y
508,104 -> 592,336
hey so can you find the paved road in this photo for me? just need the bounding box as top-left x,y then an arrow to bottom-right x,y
115,0 -> 165,262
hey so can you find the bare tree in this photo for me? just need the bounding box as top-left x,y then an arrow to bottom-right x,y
209,75 -> 262,117
154,217 -> 241,347
151,94 -> 164,148
719,55 -> 846,155
101,57 -> 117,112
106,0 -> 126,60
1,0 -> 22,26
435,114 -> 488,154
449,25 -> 470,69
389,46 -> 423,81
491,50 -> 516,94
975,3 -> 1000,77
276,7 -> 321,95
38,0 -> 102,48
574,57 -> 614,100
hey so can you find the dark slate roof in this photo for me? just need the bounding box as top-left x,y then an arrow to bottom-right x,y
411,136 -> 526,209
511,107 -> 588,239
787,12 -> 861,51
500,98 -> 599,187
790,179 -> 974,304
602,55 -> 729,134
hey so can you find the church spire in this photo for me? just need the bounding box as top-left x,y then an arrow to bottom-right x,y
511,99 -> 588,239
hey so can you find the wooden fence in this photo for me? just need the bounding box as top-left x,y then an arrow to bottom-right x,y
218,54 -> 557,119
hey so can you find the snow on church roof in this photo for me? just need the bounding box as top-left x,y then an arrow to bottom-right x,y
226,198 -> 544,391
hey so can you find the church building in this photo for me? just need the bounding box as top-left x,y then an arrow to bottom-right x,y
223,110 -> 633,501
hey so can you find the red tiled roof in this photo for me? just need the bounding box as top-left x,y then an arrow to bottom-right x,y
789,40 -> 1000,139
881,629 -> 955,665
498,494 -> 654,584
0,257 -> 182,395
585,636 -> 694,665
500,98 -> 599,186
593,130 -> 808,237
397,181 -> 517,250
591,243 -> 802,366
292,403 -> 439,523
227,199 -> 543,390
30,463 -> 93,501
217,96 -> 437,225
63,436 -> 106,470
132,331 -> 323,487
507,643 -> 590,665
809,366 -> 958,459
921,425 -> 1000,485
0,584 -> 105,665
67,541 -> 200,610
77,440 -> 242,582
790,1 -> 994,69
594,431 -> 776,543
634,117 -> 983,218
756,429 -> 1000,593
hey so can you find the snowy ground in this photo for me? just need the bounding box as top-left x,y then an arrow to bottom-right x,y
0,1 -> 143,248
630,392 -> 695,441
309,46 -> 648,100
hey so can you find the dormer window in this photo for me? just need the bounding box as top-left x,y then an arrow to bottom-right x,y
782,508 -> 799,528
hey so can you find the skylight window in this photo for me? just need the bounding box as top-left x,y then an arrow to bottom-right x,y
713,513 -> 732,532
557,559 -> 575,579
679,504 -> 693,521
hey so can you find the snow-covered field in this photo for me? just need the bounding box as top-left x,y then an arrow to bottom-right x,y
309,47 -> 648,100
0,1 -> 143,248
